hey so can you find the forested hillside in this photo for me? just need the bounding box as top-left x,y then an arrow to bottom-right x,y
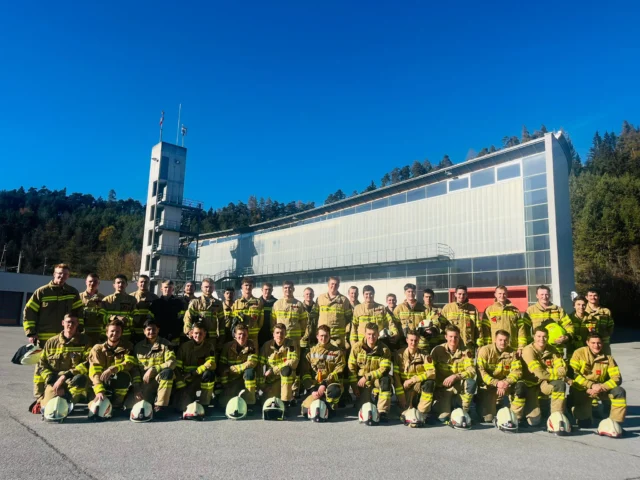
1,121 -> 639,324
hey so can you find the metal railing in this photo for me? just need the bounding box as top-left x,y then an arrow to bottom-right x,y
156,192 -> 204,210
193,269 -> 239,283
154,218 -> 198,234
152,244 -> 199,258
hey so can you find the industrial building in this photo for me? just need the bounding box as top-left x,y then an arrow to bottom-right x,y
193,132 -> 575,311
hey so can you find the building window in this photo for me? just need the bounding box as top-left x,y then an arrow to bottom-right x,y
451,258 -> 472,273
497,163 -> 521,181
425,275 -> 448,289
523,153 -> 546,177
407,187 -> 426,202
525,204 -> 548,221
473,271 -> 498,287
451,273 -> 473,288
372,198 -> 389,210
499,269 -> 527,286
426,260 -> 449,275
525,219 -> 549,236
160,156 -> 170,180
426,182 -> 447,198
390,193 -> 406,206
145,255 -> 150,271
471,168 -> 495,188
498,253 -> 526,270
448,177 -> 469,192
524,173 -> 547,191
152,181 -> 158,197
473,256 -> 498,272
147,230 -> 153,246
526,235 -> 550,251
355,203 -> 371,213
149,205 -> 155,221
526,251 -> 551,268
527,268 -> 552,285
524,189 -> 548,206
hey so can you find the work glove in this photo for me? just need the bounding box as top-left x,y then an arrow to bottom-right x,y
158,368 -> 173,380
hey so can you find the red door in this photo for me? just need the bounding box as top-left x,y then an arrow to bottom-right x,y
448,287 -> 528,313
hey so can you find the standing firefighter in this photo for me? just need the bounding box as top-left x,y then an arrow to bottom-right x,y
258,282 -> 278,347
231,278 -> 264,349
431,325 -> 477,423
79,273 -> 105,345
393,329 -> 436,417
300,325 -> 346,414
316,276 -> 353,350
585,288 -> 615,355
524,285 -> 574,351
219,287 -> 236,348
129,318 -> 176,415
440,285 -> 481,352
38,314 -> 92,409
131,275 -> 158,344
24,263 -> 83,400
394,284 -> 427,349
174,323 -> 216,412
101,274 -> 137,344
259,323 -> 299,406
520,326 -> 568,427
350,285 -> 398,347
89,317 -> 137,411
481,286 -> 528,352
150,280 -> 185,347
271,281 -> 306,348
349,322 -> 393,422
182,278 -> 222,345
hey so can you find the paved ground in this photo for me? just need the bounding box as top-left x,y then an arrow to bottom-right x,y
2,326 -> 639,480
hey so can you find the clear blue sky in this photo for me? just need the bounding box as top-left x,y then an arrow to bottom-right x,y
1,1 -> 638,209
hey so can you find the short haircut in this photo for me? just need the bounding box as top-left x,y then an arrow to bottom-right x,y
362,285 -> 374,294
587,287 -> 599,295
495,329 -> 510,338
273,322 -> 287,331
162,279 -> 174,286
364,322 -> 379,332
404,283 -> 416,291
63,313 -> 78,322
139,274 -> 150,281
304,287 -> 314,294
241,277 -> 254,286
115,274 -> 128,283
143,318 -> 158,329
192,322 -> 208,333
573,295 -> 587,305
423,288 -> 435,296
405,329 -> 418,338
263,282 -> 273,289
107,318 -> 125,331
536,285 -> 550,294
185,281 -> 194,286
55,263 -> 70,271
533,326 -> 548,335
386,293 -> 396,300
328,276 -> 340,284
317,324 -> 331,334
225,287 -> 235,293
202,278 -> 213,285
495,285 -> 507,292
445,324 -> 461,335
283,280 -> 294,288
587,332 -> 603,341
349,286 -> 359,292
87,273 -> 99,279
234,323 -> 248,333
455,285 -> 467,292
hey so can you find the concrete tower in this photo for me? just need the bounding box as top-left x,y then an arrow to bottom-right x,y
139,141 -> 202,292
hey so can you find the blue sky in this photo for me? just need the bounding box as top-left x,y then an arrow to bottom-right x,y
1,1 -> 638,209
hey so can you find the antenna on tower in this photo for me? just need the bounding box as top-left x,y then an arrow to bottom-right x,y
176,104 -> 182,144
159,110 -> 165,142
181,125 -> 187,147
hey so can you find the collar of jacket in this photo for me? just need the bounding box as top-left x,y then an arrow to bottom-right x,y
105,342 -> 127,354
535,302 -> 558,312
362,342 -> 383,355
47,281 -> 72,291
58,331 -> 81,344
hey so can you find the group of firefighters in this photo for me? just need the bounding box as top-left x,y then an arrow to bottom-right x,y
20,263 -> 627,433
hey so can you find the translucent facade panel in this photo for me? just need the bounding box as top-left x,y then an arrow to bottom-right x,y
473,271 -> 498,287
390,193 -> 406,205
526,235 -> 550,251
356,203 -> 371,213
372,198 -> 389,210
527,251 -> 551,268
497,163 -> 521,181
473,256 -> 498,272
522,153 -> 546,177
426,182 -> 447,198
448,177 -> 469,192
525,219 -> 549,236
528,268 -> 552,285
524,189 -> 548,206
407,188 -> 426,202
524,174 -> 547,191
471,168 -> 495,188
525,204 -> 548,221
498,253 -> 526,270
499,269 -> 527,286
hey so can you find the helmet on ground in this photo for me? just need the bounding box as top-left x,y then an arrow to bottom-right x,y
401,408 -> 426,428
130,400 -> 153,423
225,389 -> 248,420
43,396 -> 69,422
449,408 -> 472,429
546,412 -> 571,435
183,401 -> 205,420
20,344 -> 43,365
358,402 -> 379,425
262,397 -> 285,421
308,399 -> 329,422
88,397 -> 112,421
495,406 -> 518,432
597,418 -> 623,438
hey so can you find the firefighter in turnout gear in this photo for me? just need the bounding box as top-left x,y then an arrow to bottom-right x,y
129,318 -> 176,412
80,273 -> 105,345
520,326 -> 568,426
385,293 -> 403,351
523,285 -> 574,350
24,264 -> 83,398
394,284 -> 427,349
300,287 -> 319,349
101,274 -> 137,344
217,323 -> 259,411
317,276 -> 353,350
476,329 -> 524,422
431,325 -> 477,422
89,317 -> 137,409
350,285 -> 398,346
258,282 -> 277,347
271,281 -> 306,348
219,287 -> 236,348
423,289 -> 445,349
131,275 -> 158,344
570,332 -> 626,427
585,288 -> 615,355
179,281 -> 197,318
231,278 -> 264,349
182,278 -> 222,346
393,329 -> 436,415
301,325 -> 346,412
174,322 -> 216,411
38,314 -> 92,408
481,286 -> 529,352
440,285 -> 481,352
259,323 -> 299,404
150,280 -> 185,347
349,322 -> 393,421
569,295 -> 598,356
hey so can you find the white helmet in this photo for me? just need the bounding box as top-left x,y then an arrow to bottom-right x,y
494,407 -> 518,432
359,402 -> 379,425
379,328 -> 391,340
546,412 -> 571,435
597,418 -> 623,438
262,397 -> 285,421
21,344 -> 43,365
130,400 -> 153,423
308,399 -> 329,422
449,408 -> 472,429
42,396 -> 70,422
225,389 -> 248,420
183,401 -> 205,420
401,408 -> 426,428
88,397 -> 112,421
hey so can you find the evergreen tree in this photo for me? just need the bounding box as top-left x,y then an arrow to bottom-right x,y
411,160 -> 427,177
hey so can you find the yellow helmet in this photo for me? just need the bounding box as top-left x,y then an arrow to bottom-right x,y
225,389 -> 248,420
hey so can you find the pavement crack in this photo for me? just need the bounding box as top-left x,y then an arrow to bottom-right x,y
6,410 -> 100,480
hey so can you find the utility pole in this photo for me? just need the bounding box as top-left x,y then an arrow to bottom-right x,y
17,250 -> 23,273
42,257 -> 48,275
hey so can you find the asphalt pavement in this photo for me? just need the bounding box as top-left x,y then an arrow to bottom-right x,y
1,326 -> 639,480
